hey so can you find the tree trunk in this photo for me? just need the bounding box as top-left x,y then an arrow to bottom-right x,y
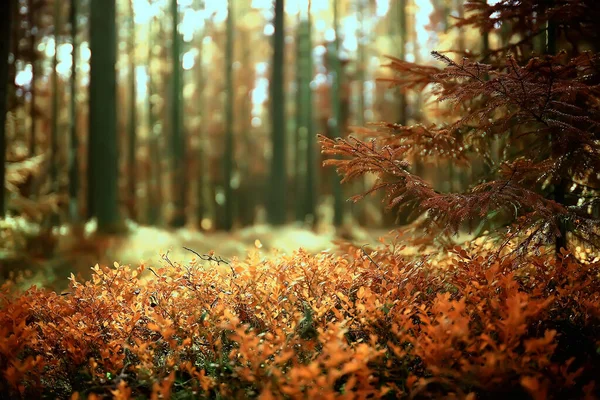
396,0 -> 408,126
294,13 -> 304,222
69,0 -> 80,223
222,0 -> 235,230
169,0 -> 186,227
0,0 -> 13,218
295,8 -> 315,223
89,0 -> 121,232
194,10 -> 206,227
481,0 -> 490,61
331,0 -> 344,228
544,12 -> 566,254
126,0 -> 137,221
49,0 -> 61,226
269,0 -> 287,225
28,0 -> 37,157
353,0 -> 367,225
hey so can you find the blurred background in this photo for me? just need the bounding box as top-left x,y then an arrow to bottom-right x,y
0,0 -> 510,286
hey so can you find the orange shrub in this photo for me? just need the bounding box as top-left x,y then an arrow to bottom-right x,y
0,246 -> 599,399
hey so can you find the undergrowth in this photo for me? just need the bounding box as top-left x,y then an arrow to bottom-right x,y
1,245 -> 599,399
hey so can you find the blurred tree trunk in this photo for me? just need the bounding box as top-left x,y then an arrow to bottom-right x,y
28,0 -> 37,157
454,0 -> 466,192
294,15 -> 303,222
434,0 -> 456,193
0,0 -> 13,218
543,10 -> 566,254
169,0 -> 186,227
127,0 -> 137,221
89,0 -> 121,232
195,10 -> 206,227
49,0 -> 61,226
269,0 -> 287,225
295,8 -> 315,224
481,0 -> 490,61
69,0 -> 80,223
330,0 -> 344,228
395,0 -> 407,126
147,17 -> 161,226
303,9 -> 318,228
455,0 -> 466,55
237,24 -> 255,227
6,0 -> 19,124
222,0 -> 235,230
352,0 -> 367,226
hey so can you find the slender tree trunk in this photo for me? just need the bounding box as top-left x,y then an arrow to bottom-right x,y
353,0 -> 367,225
237,25 -> 254,227
396,0 -> 407,125
147,18 -> 161,226
295,9 -> 314,223
268,0 -> 287,225
454,0 -> 467,192
127,0 -> 137,221
331,0 -> 344,227
89,0 -> 121,232
69,0 -> 80,223
294,13 -> 304,222
481,1 -> 490,61
28,0 -> 37,157
455,0 -> 466,55
195,19 -> 206,227
223,0 -> 235,230
0,0 -> 13,218
304,2 -> 317,226
50,0 -> 61,226
6,0 -> 19,125
169,0 -> 186,227
543,11 -> 566,254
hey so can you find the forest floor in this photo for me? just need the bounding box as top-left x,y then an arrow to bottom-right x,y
3,222 -> 398,292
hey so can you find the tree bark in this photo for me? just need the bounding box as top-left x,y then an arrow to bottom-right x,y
169,0 -> 186,227
0,0 -> 13,218
127,0 -> 137,221
49,0 -> 61,226
331,0 -> 344,227
28,0 -> 37,157
223,0 -> 235,230
69,0 -> 80,223
89,0 -> 121,232
295,8 -> 315,223
269,0 -> 287,225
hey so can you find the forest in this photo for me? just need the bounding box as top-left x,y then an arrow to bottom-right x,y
0,0 -> 599,398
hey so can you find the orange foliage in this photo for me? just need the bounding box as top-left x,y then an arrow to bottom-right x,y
0,246 -> 599,398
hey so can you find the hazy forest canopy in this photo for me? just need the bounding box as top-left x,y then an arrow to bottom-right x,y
1,0 -> 600,398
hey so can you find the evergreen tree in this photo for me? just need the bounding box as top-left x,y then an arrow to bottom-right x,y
321,0 -> 600,256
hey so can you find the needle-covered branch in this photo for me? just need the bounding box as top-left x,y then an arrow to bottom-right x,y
319,135 -> 567,239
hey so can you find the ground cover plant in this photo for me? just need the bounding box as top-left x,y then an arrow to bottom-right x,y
2,0 -> 600,399
1,245 -> 599,399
